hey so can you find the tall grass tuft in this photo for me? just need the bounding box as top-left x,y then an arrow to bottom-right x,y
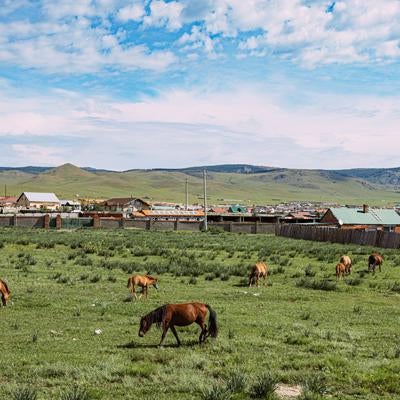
302,375 -> 328,395
226,370 -> 246,393
11,387 -> 37,400
59,386 -> 90,400
249,372 -> 279,398
200,384 -> 232,400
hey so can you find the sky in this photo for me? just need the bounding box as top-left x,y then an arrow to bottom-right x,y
0,0 -> 400,170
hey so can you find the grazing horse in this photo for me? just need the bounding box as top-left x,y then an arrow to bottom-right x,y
335,263 -> 347,280
368,253 -> 383,273
127,274 -> 158,300
138,302 -> 218,346
0,279 -> 10,306
249,261 -> 268,287
339,255 -> 352,275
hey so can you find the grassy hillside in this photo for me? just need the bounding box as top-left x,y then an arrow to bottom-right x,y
0,163 -> 399,205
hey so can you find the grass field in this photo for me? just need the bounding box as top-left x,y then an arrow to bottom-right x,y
1,229 -> 400,400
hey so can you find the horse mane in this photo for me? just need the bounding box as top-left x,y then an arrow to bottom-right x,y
143,304 -> 166,328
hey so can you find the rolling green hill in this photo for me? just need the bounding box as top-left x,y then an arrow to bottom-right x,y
0,163 -> 399,205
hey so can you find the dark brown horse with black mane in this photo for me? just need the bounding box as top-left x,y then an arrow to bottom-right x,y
138,302 -> 218,346
368,252 -> 383,273
0,279 -> 10,306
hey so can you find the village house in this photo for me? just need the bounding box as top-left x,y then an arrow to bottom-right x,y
16,192 -> 60,211
60,200 -> 81,212
0,196 -> 17,213
320,205 -> 400,232
102,197 -> 150,213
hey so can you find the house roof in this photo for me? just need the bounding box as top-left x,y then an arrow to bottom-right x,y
137,210 -> 204,217
0,196 -> 17,205
19,192 -> 60,203
326,207 -> 400,226
209,207 -> 229,214
103,197 -> 149,207
287,211 -> 315,219
229,205 -> 248,213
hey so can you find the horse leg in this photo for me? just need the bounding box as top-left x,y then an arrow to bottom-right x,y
159,323 -> 170,346
132,286 -> 138,300
170,326 -> 181,346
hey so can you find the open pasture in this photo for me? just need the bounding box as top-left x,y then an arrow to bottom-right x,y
1,229 -> 400,399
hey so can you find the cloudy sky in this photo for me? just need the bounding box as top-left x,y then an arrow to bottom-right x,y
0,0 -> 399,170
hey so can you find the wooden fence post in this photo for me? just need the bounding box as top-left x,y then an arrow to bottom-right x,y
55,214 -> 62,229
43,214 -> 50,229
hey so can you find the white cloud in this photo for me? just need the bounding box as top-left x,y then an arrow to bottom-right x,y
1,82 -> 399,169
1,0 -> 400,72
143,0 -> 184,31
11,144 -> 66,166
117,3 -> 144,22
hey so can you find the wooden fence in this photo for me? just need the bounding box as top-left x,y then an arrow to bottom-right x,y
0,215 -> 276,234
275,224 -> 400,249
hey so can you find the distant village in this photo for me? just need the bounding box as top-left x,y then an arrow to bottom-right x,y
1,191 -> 400,232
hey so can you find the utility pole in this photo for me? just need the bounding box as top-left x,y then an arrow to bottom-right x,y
203,169 -> 208,231
4,184 -> 6,197
185,178 -> 188,211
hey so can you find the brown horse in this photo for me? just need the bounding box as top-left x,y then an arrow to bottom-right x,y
0,279 -> 10,306
138,302 -> 218,346
368,252 -> 384,273
249,261 -> 268,287
127,274 -> 158,300
335,263 -> 346,280
339,255 -> 352,275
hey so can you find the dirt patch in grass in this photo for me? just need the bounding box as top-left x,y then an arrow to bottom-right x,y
276,384 -> 302,399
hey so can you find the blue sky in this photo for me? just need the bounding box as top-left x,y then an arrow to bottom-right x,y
0,0 -> 399,170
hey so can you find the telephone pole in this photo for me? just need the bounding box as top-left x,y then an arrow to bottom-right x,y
203,169 -> 208,231
185,178 -> 188,211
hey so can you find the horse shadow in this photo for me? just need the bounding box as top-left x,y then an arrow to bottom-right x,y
117,340 -> 199,349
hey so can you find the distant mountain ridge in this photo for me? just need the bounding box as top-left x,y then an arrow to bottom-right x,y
0,163 -> 399,204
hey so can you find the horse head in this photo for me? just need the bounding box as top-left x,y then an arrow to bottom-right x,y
152,278 -> 159,289
138,316 -> 150,337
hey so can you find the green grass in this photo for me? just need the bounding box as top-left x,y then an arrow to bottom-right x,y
1,163 -> 400,204
0,229 -> 400,399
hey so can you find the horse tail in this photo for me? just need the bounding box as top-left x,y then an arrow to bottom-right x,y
1,279 -> 10,294
127,277 -> 132,289
206,304 -> 218,338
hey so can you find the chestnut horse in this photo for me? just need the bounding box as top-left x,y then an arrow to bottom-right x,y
138,302 -> 218,346
335,263 -> 346,280
249,262 -> 268,287
368,253 -> 383,273
0,279 -> 10,306
339,255 -> 352,275
127,274 -> 158,300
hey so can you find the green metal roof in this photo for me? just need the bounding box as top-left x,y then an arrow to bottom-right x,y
229,205 -> 247,213
328,207 -> 400,225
